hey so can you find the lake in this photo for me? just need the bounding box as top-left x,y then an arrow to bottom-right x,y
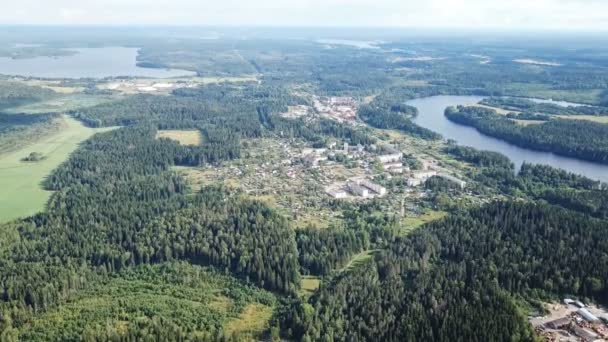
0,47 -> 196,78
408,95 -> 608,182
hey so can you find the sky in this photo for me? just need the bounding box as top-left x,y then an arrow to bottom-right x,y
2,0 -> 607,31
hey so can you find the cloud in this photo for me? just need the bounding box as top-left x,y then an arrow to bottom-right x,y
0,0 -> 607,30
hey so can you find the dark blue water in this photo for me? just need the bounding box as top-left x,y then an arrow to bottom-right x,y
0,47 -> 196,79
409,95 -> 608,182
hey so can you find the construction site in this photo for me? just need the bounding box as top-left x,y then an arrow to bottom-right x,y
531,299 -> 608,341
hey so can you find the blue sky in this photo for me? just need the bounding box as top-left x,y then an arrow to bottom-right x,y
2,0 -> 607,31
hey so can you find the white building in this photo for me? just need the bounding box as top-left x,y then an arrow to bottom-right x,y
412,170 -> 437,180
359,179 -> 387,196
348,182 -> 369,197
407,178 -> 423,187
326,189 -> 348,199
383,162 -> 403,171
378,153 -> 403,164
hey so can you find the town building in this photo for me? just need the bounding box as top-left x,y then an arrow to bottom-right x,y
347,182 -> 369,197
326,189 -> 348,199
383,162 -> 403,171
359,179 -> 387,196
407,178 -> 423,187
378,153 -> 403,164
412,170 -> 437,180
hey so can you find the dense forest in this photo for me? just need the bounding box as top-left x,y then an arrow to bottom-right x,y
281,201 -> 608,341
0,82 -> 57,109
445,105 -> 608,164
481,97 -> 608,116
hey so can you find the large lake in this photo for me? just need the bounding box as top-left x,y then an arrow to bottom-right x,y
408,95 -> 608,182
0,47 -> 196,78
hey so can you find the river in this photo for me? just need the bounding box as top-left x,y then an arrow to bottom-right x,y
0,47 -> 196,79
408,95 -> 608,182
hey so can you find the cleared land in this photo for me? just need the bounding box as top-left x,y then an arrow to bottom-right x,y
558,115 -> 608,124
300,276 -> 321,298
400,210 -> 447,235
0,115 -> 115,222
156,129 -> 203,146
224,303 -> 274,339
341,250 -> 379,273
3,94 -> 120,114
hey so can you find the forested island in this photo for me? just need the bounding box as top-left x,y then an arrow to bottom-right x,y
445,105 -> 608,164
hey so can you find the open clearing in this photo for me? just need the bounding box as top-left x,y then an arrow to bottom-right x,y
300,276 -> 321,298
224,303 -> 273,339
3,94 -> 120,114
400,210 -> 447,235
156,129 -> 203,146
558,115 -> 608,124
341,250 -> 379,273
0,115 -> 115,222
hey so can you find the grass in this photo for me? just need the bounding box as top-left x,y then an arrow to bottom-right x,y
224,303 -> 274,340
400,210 -> 447,235
473,104 -> 517,115
299,276 -> 321,298
156,129 -> 203,146
0,115 -> 115,223
341,250 -> 379,273
502,83 -> 603,105
3,94 -> 120,114
20,79 -> 85,94
558,115 -> 608,124
512,119 -> 545,126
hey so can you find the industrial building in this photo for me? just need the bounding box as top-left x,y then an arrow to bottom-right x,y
573,326 -> 599,341
544,317 -> 571,330
578,308 -> 600,322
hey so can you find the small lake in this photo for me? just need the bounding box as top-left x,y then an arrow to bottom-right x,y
408,95 -> 608,182
0,47 -> 196,79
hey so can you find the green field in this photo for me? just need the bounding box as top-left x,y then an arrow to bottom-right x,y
3,94 -> 120,114
0,115 -> 115,222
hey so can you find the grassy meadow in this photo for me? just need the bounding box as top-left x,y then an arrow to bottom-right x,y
0,115 -> 115,222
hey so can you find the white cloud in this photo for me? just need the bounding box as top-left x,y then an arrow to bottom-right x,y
1,0 -> 607,30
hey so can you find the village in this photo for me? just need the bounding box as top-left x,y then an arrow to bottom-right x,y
179,128 -> 469,229
531,299 -> 608,342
